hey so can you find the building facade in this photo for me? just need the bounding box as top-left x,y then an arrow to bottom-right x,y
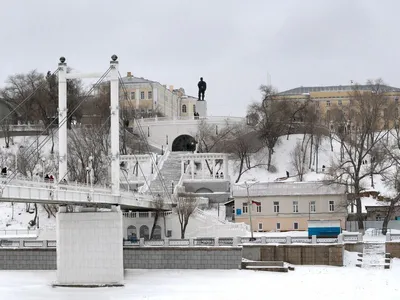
94,72 -> 206,120
278,84 -> 400,127
233,182 -> 347,232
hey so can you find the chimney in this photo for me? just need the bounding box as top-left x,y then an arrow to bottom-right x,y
127,72 -> 132,77
169,85 -> 174,92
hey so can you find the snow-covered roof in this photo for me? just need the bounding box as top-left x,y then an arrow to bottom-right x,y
120,76 -> 155,84
232,181 -> 346,197
279,84 -> 400,95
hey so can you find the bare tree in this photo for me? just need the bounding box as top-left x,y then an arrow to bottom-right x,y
248,85 -> 310,171
224,122 -> 265,183
195,119 -> 232,175
327,80 -> 393,230
290,141 -> 309,181
0,117 -> 11,148
67,126 -> 110,184
175,193 -> 198,239
15,140 -> 41,179
150,194 -> 165,239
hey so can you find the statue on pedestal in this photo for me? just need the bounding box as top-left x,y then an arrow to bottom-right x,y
197,77 -> 207,101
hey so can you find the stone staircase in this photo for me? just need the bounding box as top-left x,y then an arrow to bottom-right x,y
148,152 -> 186,195
241,260 -> 295,273
356,242 -> 391,269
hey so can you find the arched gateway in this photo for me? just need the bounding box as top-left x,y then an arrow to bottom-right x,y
172,134 -> 196,152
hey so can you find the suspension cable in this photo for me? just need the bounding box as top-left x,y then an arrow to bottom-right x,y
1,67 -> 112,189
0,68 -> 60,126
118,73 -> 174,203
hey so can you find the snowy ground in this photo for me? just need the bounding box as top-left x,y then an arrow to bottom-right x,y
0,253 -> 399,299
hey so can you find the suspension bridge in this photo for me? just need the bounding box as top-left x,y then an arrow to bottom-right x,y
0,55 -> 179,286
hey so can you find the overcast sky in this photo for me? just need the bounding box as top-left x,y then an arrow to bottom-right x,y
1,0 -> 400,116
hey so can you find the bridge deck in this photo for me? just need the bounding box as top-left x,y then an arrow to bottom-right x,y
0,180 -> 165,209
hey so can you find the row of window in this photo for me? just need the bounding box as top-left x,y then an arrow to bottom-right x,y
324,98 -> 399,107
242,200 -> 335,214
130,91 -> 152,100
257,222 -> 299,231
182,104 -> 196,113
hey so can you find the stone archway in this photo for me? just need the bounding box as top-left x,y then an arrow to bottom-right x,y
127,225 -> 137,239
195,187 -> 213,193
172,134 -> 196,152
140,225 -> 149,240
153,225 -> 162,240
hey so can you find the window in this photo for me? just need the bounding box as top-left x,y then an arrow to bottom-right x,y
242,203 -> 248,214
395,97 -> 399,104
376,214 -> 383,221
140,91 -> 145,100
310,201 -> 316,213
182,104 -> 187,113
326,100 -> 331,107
293,222 -> 299,230
256,204 -> 262,213
148,91 -> 153,99
193,104 -> 196,113
293,201 -> 299,213
258,223 -> 263,231
130,92 -> 135,100
338,100 -> 342,106
273,201 -> 279,213
329,200 -> 335,212
276,223 -> 281,230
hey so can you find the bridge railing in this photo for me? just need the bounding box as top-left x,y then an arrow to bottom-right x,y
9,124 -> 45,132
136,116 -> 244,124
0,234 -> 354,249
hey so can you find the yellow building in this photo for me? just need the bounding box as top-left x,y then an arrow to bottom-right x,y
278,85 -> 400,126
233,182 -> 347,232
118,72 -> 203,119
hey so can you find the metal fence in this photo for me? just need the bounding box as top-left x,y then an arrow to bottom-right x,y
346,220 -> 400,232
0,233 -> 362,249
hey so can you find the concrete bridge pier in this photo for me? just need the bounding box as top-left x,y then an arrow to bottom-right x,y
55,205 -> 124,287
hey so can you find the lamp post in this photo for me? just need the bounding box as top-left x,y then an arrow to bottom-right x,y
239,179 -> 259,240
86,167 -> 90,188
41,157 -> 46,181
88,155 -> 93,192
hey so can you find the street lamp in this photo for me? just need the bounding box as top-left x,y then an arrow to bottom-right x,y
41,157 -> 46,181
238,179 -> 259,240
89,155 -> 93,191
86,167 -> 90,188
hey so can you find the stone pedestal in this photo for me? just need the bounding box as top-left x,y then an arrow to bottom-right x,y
56,206 -> 123,286
196,100 -> 207,117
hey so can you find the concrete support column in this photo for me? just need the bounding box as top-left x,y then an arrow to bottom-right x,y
386,232 -> 391,242
337,234 -> 343,244
191,159 -> 195,180
357,233 -> 363,242
312,235 -> 317,244
58,57 -> 67,182
261,236 -> 266,244
110,56 -> 120,196
56,209 -> 123,286
286,236 -> 292,244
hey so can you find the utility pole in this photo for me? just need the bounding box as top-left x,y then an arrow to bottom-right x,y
239,180 -> 259,240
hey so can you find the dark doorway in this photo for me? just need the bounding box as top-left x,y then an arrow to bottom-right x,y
172,135 -> 196,152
